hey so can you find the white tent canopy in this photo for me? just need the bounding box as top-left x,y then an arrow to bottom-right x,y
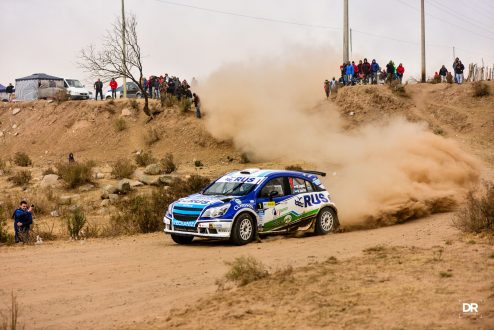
15,73 -> 64,100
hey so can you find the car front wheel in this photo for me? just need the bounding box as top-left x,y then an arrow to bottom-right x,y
171,234 -> 194,245
315,207 -> 339,235
230,213 -> 255,245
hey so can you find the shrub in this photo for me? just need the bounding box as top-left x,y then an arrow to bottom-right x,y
446,72 -> 453,84
144,128 -> 160,146
111,194 -> 161,234
161,94 -> 178,108
32,221 -> 57,241
8,170 -> 32,186
114,118 -> 127,132
56,161 -> 95,189
239,153 -> 250,164
453,181 -> 494,233
160,153 -> 177,174
53,89 -> 69,102
224,256 -> 269,286
472,81 -> 490,97
111,159 -> 136,179
285,165 -> 303,171
1,291 -> 21,329
389,80 -> 407,97
13,152 -> 32,167
194,160 -> 203,167
0,158 -> 8,175
135,151 -> 156,167
107,99 -> 115,106
128,99 -> 139,110
42,167 -> 56,176
65,207 -> 86,239
0,206 -> 15,244
179,99 -> 192,113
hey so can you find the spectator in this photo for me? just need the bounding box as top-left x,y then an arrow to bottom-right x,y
94,79 -> 103,101
6,83 -> 14,102
154,78 -> 160,99
454,60 -> 465,84
148,76 -> 154,98
362,59 -> 371,84
345,61 -> 354,86
386,61 -> 395,83
370,59 -> 380,84
142,77 -> 147,96
439,65 -> 448,82
109,78 -> 118,99
13,201 -> 33,243
324,79 -> 330,99
68,153 -> 75,163
330,77 -> 337,95
396,63 -> 405,84
192,93 -> 201,119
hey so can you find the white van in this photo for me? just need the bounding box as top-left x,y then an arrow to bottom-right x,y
63,79 -> 90,100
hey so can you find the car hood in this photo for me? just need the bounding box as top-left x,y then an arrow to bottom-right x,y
175,194 -> 235,208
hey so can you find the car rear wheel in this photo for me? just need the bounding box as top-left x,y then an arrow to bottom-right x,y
171,234 -> 194,244
230,213 -> 255,245
315,207 -> 339,235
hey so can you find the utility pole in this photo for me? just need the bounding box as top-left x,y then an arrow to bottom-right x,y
343,0 -> 349,64
421,0 -> 426,82
121,0 -> 127,97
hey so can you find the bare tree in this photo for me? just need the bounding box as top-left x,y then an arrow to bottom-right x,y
79,14 -> 152,117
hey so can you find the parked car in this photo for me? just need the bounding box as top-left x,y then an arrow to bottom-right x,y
63,79 -> 90,100
105,81 -> 141,99
163,169 -> 339,245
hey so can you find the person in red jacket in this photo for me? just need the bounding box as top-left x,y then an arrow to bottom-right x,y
110,78 -> 118,99
396,63 -> 405,84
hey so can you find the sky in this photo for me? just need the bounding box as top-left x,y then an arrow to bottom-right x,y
1,0 -> 494,87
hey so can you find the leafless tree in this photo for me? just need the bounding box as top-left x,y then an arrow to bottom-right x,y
79,14 -> 152,117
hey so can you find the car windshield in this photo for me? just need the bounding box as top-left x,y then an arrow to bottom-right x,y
203,182 -> 256,196
66,79 -> 83,88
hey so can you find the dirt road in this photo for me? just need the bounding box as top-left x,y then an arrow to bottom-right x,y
0,213 -> 458,329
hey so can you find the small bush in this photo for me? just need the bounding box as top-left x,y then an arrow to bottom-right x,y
13,152 -> 32,167
179,99 -> 192,113
160,153 -> 177,174
446,72 -> 453,84
285,165 -> 303,171
0,158 -> 9,175
439,271 -> 453,278
53,89 -> 69,102
111,195 -> 161,234
239,153 -> 250,164
128,99 -> 139,110
0,206 -> 15,244
42,167 -> 56,176
135,151 -> 156,167
114,118 -> 127,132
111,159 -> 136,179
144,128 -> 160,146
8,170 -> 32,186
161,94 -> 178,108
65,207 -> 86,239
453,181 -> 494,233
389,80 -> 407,97
472,81 -> 490,97
32,222 -> 57,241
56,161 -> 95,189
194,160 -> 203,167
1,291 -> 21,329
224,255 -> 269,286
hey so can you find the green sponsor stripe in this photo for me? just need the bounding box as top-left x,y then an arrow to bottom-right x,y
263,208 -> 319,231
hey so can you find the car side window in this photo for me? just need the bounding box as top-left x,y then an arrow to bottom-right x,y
259,177 -> 285,198
289,177 -> 309,194
305,180 -> 315,192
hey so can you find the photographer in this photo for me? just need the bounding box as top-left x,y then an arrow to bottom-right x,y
13,201 -> 33,243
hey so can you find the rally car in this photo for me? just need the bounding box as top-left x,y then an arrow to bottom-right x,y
163,169 -> 339,245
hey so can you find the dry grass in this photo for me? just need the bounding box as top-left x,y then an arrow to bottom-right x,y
8,170 -> 32,187
389,80 -> 407,97
128,99 -> 139,110
453,181 -> 494,234
0,291 -> 21,330
13,152 -> 32,167
161,94 -> 178,108
135,151 -> 156,167
472,81 -> 490,97
144,128 -> 160,146
0,158 -> 10,175
65,207 -> 86,240
53,89 -> 69,102
42,167 -> 56,176
56,161 -> 95,189
160,153 -> 177,174
0,206 -> 15,245
179,99 -> 192,114
111,159 -> 136,179
114,118 -> 127,132
224,255 -> 269,287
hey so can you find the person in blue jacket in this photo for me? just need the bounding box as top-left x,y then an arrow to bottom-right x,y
13,201 -> 33,243
345,61 -> 354,86
370,59 -> 380,84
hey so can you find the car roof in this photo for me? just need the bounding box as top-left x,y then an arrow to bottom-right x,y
224,168 -> 320,181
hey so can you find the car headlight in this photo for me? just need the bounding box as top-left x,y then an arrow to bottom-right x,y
202,204 -> 230,218
165,203 -> 174,218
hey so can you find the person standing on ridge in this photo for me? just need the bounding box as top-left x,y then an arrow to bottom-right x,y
324,79 -> 330,99
110,78 -> 118,99
94,79 -> 103,100
192,93 -> 202,119
396,63 -> 405,84
439,65 -> 448,82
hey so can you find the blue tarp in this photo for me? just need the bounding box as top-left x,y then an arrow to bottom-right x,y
15,73 -> 63,81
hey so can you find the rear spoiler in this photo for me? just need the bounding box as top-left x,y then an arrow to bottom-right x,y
299,170 -> 326,177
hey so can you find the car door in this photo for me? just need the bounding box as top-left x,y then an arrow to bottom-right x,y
256,176 -> 292,232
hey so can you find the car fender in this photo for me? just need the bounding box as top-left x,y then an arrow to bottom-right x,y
232,208 -> 259,234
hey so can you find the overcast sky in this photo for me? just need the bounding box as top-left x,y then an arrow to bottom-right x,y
1,0 -> 494,86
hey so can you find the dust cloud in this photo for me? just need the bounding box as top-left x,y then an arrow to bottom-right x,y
197,48 -> 480,227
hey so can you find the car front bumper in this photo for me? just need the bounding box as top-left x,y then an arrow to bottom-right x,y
163,217 -> 233,239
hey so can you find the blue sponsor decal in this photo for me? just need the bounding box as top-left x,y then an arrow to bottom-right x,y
303,193 -> 329,207
173,220 -> 196,227
295,196 -> 304,208
233,203 -> 254,211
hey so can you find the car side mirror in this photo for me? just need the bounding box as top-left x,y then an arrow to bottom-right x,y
269,190 -> 279,201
